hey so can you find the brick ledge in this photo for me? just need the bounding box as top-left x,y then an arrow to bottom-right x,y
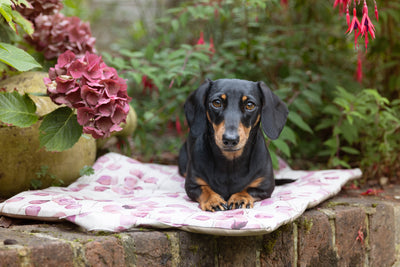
1,187 -> 400,266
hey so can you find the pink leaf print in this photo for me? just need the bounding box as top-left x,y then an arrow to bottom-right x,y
106,163 -> 122,171
97,175 -> 112,185
33,193 -> 50,196
130,169 -> 144,179
120,215 -> 137,226
193,215 -> 211,221
111,186 -> 133,195
255,213 -> 274,219
131,211 -> 149,218
94,186 -> 109,192
6,197 -> 25,202
53,198 -> 76,206
29,200 -> 49,204
25,206 -> 41,216
124,177 -> 138,189
144,177 -> 158,184
65,204 -> 82,209
103,205 -> 123,213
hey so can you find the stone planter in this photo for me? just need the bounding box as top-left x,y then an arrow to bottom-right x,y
0,72 -> 97,198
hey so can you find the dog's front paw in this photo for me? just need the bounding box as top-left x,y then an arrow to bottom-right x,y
227,191 -> 254,209
199,193 -> 228,212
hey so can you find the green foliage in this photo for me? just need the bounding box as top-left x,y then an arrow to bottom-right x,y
0,0 -> 34,35
31,165 -> 64,189
80,165 -> 95,176
320,87 -> 400,177
0,42 -> 42,71
0,91 -> 38,127
39,107 -> 83,152
0,0 -> 41,71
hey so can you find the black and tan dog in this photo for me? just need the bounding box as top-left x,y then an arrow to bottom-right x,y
178,78 -> 289,211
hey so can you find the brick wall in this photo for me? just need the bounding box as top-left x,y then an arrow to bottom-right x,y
0,196 -> 399,266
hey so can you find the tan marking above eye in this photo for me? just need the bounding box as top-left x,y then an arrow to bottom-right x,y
242,96 -> 248,102
221,94 -> 226,100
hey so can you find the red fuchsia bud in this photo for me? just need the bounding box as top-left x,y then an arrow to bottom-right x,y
214,7 -> 219,18
197,31 -> 205,45
141,75 -> 158,95
374,1 -> 379,21
209,37 -> 215,55
346,7 -> 350,27
175,115 -> 182,135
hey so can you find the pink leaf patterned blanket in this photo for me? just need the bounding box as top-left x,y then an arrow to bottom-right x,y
0,153 -> 361,236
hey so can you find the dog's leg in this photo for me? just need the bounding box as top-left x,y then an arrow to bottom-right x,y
227,177 -> 273,209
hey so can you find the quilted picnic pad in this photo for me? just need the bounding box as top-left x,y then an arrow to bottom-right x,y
0,153 -> 361,236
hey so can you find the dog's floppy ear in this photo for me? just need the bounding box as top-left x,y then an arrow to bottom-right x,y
258,81 -> 289,140
184,79 -> 212,137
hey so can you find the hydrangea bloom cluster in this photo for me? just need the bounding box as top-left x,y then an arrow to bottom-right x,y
44,51 -> 131,139
27,13 -> 96,60
14,0 -> 63,22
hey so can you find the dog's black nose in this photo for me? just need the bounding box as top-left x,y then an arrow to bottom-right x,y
222,133 -> 239,147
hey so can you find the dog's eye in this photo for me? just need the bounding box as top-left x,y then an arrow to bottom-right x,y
212,99 -> 222,109
245,101 -> 256,111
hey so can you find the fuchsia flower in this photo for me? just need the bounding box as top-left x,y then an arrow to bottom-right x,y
360,1 -> 376,50
346,7 -> 361,49
44,51 -> 131,139
27,13 -> 96,60
339,0 -> 378,82
333,0 -> 350,14
196,32 -> 205,45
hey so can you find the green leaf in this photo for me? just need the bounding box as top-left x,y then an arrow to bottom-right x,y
341,146 -> 360,155
0,42 -> 41,71
39,107 -> 83,151
0,1 -> 15,32
11,9 -> 34,36
0,91 -> 38,127
80,165 -> 95,176
272,139 -> 291,157
288,112 -> 313,133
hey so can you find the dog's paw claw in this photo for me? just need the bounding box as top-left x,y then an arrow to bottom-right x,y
227,192 -> 254,210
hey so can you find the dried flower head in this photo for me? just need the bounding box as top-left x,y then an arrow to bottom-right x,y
14,0 -> 63,22
44,51 -> 131,138
26,13 -> 96,60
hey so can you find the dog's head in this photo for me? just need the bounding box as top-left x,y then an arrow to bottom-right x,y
185,79 -> 288,159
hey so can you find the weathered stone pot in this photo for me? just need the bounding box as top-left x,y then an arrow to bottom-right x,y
0,72 -> 97,198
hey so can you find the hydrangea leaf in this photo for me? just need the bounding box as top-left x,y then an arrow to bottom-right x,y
0,42 -> 41,71
39,106 -> 83,151
0,91 -> 38,127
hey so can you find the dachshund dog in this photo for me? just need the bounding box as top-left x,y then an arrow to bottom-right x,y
178,78 -> 289,211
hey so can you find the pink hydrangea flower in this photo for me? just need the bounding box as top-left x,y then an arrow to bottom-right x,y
44,50 -> 131,139
27,13 -> 96,60
14,0 -> 63,22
